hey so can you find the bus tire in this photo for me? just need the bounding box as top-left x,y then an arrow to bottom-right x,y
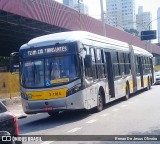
124,84 -> 130,101
95,91 -> 104,112
48,111 -> 59,117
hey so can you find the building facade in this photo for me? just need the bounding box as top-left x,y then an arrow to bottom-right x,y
105,0 -> 136,30
63,0 -> 88,14
136,6 -> 152,36
158,8 -> 160,43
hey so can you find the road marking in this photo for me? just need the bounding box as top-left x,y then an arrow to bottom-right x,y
100,113 -> 109,117
67,127 -> 82,133
41,141 -> 54,144
86,119 -> 97,124
112,108 -> 119,112
121,104 -> 127,107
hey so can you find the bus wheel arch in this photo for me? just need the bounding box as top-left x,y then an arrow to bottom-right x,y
124,81 -> 130,101
95,86 -> 105,112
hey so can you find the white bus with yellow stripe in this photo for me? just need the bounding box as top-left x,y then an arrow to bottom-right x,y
11,31 -> 154,115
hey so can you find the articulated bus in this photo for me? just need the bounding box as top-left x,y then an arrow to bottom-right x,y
10,31 -> 154,116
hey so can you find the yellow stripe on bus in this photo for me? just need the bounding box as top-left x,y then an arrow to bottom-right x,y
143,77 -> 148,86
26,88 -> 68,100
51,78 -> 69,84
129,81 -> 133,90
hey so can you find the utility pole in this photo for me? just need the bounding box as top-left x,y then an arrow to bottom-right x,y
100,0 -> 104,22
149,26 -> 151,53
100,0 -> 106,36
78,0 -> 82,30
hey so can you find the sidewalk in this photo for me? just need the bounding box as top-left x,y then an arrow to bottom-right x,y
1,97 -> 27,119
7,104 -> 27,119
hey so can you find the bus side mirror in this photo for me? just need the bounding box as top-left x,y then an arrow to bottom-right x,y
10,52 -> 19,73
84,55 -> 92,68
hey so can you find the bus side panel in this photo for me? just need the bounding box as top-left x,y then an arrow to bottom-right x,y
143,75 -> 148,88
114,77 -> 126,98
83,81 -> 108,109
66,90 -> 87,110
128,77 -> 134,94
136,76 -> 142,90
84,83 -> 98,110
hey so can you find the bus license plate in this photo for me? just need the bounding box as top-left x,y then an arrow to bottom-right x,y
43,106 -> 53,111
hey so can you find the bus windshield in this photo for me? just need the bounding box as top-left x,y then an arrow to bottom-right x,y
21,55 -> 79,88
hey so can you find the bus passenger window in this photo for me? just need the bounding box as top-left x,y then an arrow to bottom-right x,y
118,52 -> 125,75
96,48 -> 105,79
112,52 -> 120,77
90,48 -> 98,80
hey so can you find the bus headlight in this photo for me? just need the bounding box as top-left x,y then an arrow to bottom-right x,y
67,84 -> 82,96
21,92 -> 28,100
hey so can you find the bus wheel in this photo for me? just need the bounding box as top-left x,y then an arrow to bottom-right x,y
48,111 -> 59,117
95,91 -> 104,112
124,84 -> 130,100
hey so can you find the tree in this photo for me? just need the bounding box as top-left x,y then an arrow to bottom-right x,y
0,57 -> 10,66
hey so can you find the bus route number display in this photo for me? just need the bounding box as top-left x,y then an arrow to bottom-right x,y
27,46 -> 68,56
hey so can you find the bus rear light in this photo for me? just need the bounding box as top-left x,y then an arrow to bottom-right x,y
67,84 -> 82,96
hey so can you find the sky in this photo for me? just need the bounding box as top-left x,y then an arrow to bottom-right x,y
85,0 -> 160,29
55,0 -> 160,42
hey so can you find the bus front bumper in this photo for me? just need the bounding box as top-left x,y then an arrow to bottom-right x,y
21,91 -> 85,114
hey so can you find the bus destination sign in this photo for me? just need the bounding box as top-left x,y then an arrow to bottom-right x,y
27,46 -> 68,56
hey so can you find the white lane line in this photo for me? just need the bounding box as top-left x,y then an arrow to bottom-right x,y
112,108 -> 119,112
100,113 -> 109,117
41,141 -> 54,144
86,119 -> 97,124
67,127 -> 82,133
121,104 -> 127,107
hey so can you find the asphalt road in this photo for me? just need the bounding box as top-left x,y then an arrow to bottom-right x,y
18,85 -> 160,144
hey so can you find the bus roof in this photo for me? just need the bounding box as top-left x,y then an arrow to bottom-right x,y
20,31 -> 128,49
132,45 -> 152,57
20,31 -> 152,57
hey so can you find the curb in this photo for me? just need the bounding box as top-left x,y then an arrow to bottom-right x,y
1,97 -> 28,119
17,115 -> 28,119
1,96 -> 21,106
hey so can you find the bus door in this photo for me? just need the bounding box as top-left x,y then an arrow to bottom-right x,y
105,52 -> 115,98
139,57 -> 144,87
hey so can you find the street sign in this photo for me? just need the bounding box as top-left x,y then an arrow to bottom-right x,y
141,30 -> 157,40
